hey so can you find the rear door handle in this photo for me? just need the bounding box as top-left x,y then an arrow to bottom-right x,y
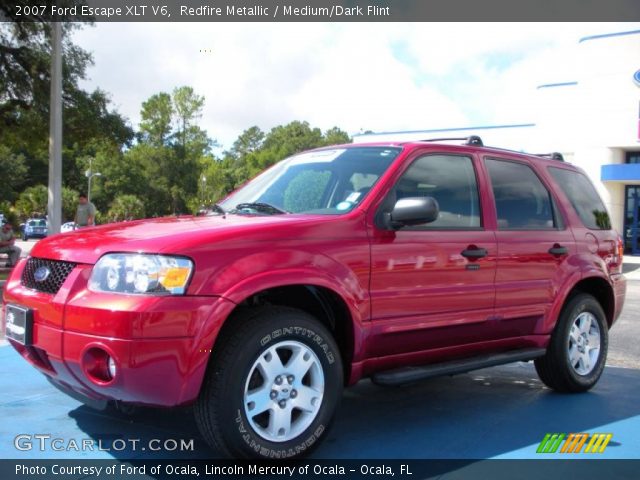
461,247 -> 488,259
548,244 -> 569,256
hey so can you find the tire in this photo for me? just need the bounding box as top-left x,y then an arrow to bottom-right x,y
535,293 -> 608,393
22,235 -> 28,241
194,306 -> 343,459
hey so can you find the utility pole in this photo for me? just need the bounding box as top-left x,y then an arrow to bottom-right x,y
47,22 -> 62,234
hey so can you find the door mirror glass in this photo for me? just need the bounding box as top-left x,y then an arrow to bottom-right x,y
390,197 -> 439,228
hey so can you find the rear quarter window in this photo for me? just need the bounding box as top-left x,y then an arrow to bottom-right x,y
548,167 -> 611,230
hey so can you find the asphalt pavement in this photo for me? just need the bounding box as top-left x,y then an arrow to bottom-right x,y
0,241 -> 638,462
0,346 -> 638,460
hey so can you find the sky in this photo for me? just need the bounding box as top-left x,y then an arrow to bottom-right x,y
72,22 -> 640,152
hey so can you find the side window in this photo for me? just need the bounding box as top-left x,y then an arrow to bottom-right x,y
394,154 -> 481,229
486,158 -> 557,230
548,167 -> 611,230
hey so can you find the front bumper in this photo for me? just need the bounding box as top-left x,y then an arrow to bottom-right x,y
3,259 -> 237,407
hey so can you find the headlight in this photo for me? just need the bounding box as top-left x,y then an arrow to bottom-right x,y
89,254 -> 193,295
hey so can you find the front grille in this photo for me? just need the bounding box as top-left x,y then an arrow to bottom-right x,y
21,258 -> 76,294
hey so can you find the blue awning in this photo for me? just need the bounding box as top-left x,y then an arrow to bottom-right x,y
601,163 -> 640,182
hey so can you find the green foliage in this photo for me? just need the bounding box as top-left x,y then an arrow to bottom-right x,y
140,93 -> 173,146
0,200 -> 19,226
323,127 -> 351,146
61,186 -> 79,222
15,185 -> 48,218
0,145 -> 29,203
1,11 -> 357,220
0,21 -> 133,195
107,195 -> 145,222
13,185 -> 79,221
1,16 -> 351,220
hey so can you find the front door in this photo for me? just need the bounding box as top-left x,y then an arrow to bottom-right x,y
368,152 -> 497,358
624,185 -> 640,255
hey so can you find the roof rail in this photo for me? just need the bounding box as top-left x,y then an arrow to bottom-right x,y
419,135 -> 483,146
535,152 -> 565,162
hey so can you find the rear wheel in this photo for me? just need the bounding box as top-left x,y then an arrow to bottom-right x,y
194,307 -> 343,458
535,293 -> 608,393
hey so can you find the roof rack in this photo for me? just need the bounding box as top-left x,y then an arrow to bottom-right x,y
535,152 -> 565,162
419,135 -> 483,146
415,136 -> 566,162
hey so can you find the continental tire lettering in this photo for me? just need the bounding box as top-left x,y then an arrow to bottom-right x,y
238,420 -> 324,459
262,327 -> 335,363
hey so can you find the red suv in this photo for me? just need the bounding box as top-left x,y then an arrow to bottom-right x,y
3,137 -> 626,459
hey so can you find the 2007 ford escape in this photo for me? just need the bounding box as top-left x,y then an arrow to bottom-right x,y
3,136 -> 626,458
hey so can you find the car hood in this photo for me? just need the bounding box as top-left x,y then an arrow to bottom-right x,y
29,214 -> 333,264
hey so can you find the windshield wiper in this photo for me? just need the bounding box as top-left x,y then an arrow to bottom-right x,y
198,204 -> 226,216
233,202 -> 289,215
210,204 -> 226,215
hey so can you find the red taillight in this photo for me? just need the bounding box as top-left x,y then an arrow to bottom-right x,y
610,235 -> 624,274
617,236 -> 625,262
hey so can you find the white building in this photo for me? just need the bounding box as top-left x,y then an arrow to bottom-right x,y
353,29 -> 640,254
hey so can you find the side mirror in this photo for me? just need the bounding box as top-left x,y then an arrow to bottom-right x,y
389,196 -> 439,228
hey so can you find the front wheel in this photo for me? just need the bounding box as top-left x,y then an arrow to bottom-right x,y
194,307 -> 343,458
535,293 -> 608,393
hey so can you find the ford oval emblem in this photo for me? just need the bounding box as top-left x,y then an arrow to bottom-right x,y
634,69 -> 640,87
34,266 -> 51,283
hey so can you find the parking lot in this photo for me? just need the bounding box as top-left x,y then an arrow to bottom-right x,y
0,245 -> 639,461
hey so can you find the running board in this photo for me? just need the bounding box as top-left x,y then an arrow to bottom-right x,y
371,348 -> 547,386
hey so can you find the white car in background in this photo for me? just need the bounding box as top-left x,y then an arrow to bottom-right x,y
61,222 -> 77,233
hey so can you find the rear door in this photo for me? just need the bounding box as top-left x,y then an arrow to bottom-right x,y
367,151 -> 498,358
484,157 -> 576,335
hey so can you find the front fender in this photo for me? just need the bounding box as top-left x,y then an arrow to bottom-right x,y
204,248 -> 369,324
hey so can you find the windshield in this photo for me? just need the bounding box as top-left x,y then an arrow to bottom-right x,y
28,220 -> 46,227
219,147 -> 401,215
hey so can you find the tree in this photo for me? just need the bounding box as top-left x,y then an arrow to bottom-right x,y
139,92 -> 173,146
172,86 -> 207,154
0,145 -> 28,203
262,121 -> 324,160
61,186 -> 79,222
323,127 -> 350,146
13,184 -> 79,221
133,87 -> 214,215
0,19 -> 133,193
107,195 -> 145,222
14,185 -> 47,219
227,126 -> 265,160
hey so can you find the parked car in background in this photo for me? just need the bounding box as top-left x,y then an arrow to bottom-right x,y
22,218 -> 48,241
61,222 -> 77,233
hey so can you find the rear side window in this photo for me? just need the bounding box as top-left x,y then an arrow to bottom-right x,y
395,154 -> 481,229
486,158 -> 557,230
548,167 -> 611,230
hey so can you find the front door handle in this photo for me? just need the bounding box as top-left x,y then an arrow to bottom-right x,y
548,244 -> 569,256
461,247 -> 488,259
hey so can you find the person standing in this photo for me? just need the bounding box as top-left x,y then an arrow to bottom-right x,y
0,223 -> 21,267
74,193 -> 96,229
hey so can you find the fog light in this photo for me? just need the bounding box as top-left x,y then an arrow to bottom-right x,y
82,347 -> 116,384
107,356 -> 117,379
